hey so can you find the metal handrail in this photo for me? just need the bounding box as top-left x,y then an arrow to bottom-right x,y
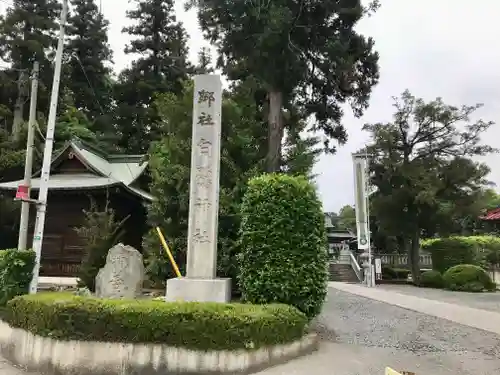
349,250 -> 363,282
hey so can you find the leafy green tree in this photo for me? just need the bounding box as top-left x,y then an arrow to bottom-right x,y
365,90 -> 495,282
0,128 -> 25,182
0,0 -> 61,137
66,0 -> 114,132
0,127 -> 24,248
479,189 -> 500,211
25,106 -> 98,168
338,205 -> 356,233
114,0 -> 192,153
0,68 -> 18,131
0,194 -> 20,249
432,189 -> 500,236
189,0 -> 380,171
53,107 -> 97,146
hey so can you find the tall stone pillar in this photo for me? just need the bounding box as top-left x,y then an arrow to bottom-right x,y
165,74 -> 231,302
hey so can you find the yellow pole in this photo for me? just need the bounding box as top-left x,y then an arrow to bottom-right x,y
155,227 -> 182,278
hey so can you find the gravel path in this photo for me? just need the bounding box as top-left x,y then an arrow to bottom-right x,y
378,283 -> 500,313
308,288 -> 500,374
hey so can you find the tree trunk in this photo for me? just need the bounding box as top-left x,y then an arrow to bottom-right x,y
12,99 -> 23,141
12,70 -> 26,142
267,90 -> 283,172
409,229 -> 421,284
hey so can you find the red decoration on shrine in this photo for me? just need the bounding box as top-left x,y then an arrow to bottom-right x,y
481,208 -> 500,221
15,184 -> 29,201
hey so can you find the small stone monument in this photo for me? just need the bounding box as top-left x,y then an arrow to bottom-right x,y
95,243 -> 144,299
165,74 -> 231,303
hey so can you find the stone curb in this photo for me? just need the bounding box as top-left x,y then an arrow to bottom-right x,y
0,320 -> 318,375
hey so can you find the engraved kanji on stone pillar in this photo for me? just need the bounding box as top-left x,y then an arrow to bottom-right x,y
186,75 -> 222,279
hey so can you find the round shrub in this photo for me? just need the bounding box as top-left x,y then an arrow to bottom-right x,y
420,270 -> 444,288
442,264 -> 496,292
5,293 -> 308,350
238,174 -> 328,319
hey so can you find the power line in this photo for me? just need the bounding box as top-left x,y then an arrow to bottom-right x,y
71,52 -> 105,115
71,52 -> 131,181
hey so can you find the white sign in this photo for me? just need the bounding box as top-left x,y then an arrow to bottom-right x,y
375,258 -> 382,274
353,155 -> 369,249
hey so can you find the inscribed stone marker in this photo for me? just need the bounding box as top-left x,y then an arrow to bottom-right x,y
95,243 -> 144,299
165,75 -> 231,303
186,75 -> 222,279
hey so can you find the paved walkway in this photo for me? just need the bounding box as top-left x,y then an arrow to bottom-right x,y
329,282 -> 500,335
257,341 -> 491,375
378,283 -> 500,313
1,357 -> 31,375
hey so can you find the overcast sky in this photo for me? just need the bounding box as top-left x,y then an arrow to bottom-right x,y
102,0 -> 500,212
5,0 -> 496,212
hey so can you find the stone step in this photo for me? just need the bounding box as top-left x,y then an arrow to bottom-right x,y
329,264 -> 360,283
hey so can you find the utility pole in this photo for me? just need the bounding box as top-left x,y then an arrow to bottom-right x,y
17,61 -> 39,251
29,0 -> 68,294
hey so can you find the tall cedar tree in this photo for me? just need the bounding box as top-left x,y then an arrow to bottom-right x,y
66,0 -> 114,137
281,112 -> 321,179
195,47 -> 214,74
365,91 -> 495,282
0,0 -> 61,139
190,0 -> 380,171
114,0 -> 192,154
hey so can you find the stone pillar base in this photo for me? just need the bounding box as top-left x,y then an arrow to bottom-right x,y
165,277 -> 231,303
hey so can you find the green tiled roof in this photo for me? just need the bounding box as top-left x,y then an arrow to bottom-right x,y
0,139 -> 153,201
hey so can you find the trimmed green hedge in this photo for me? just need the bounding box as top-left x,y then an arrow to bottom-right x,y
0,249 -> 35,306
381,266 -> 410,280
422,237 -> 480,273
5,293 -> 308,350
442,264 -> 495,292
422,236 -> 500,272
238,174 -> 328,319
420,270 -> 444,289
